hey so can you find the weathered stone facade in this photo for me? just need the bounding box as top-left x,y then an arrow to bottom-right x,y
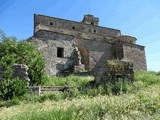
28,14 -> 147,80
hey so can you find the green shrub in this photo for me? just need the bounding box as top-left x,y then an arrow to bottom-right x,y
0,30 -> 46,85
68,88 -> 80,98
0,97 -> 20,107
135,71 -> 160,86
10,97 -> 21,106
111,79 -> 132,95
48,93 -> 62,101
0,78 -> 28,100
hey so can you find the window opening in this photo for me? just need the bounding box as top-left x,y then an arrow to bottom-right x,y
72,26 -> 75,29
94,30 -> 96,33
50,22 -> 53,25
91,22 -> 94,25
57,47 -> 64,58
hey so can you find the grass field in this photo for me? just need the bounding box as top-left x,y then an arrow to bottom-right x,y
0,71 -> 160,120
43,75 -> 94,86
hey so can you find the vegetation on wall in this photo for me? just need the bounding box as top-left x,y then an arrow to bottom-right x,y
105,60 -> 134,84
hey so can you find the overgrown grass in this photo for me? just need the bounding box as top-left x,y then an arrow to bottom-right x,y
1,85 -> 160,120
135,71 -> 160,86
1,71 -> 160,120
43,75 -> 94,86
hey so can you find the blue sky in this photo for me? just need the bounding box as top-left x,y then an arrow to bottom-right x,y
0,0 -> 160,71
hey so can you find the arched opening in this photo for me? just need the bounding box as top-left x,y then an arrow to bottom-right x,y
77,45 -> 89,70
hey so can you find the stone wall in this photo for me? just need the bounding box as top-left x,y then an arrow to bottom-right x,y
112,36 -> 137,44
30,32 -> 113,77
112,41 -> 147,71
122,43 -> 147,70
29,13 -> 147,78
35,24 -> 114,42
112,42 -> 124,60
103,60 -> 134,84
81,14 -> 99,25
75,38 -> 113,83
30,31 -> 76,76
0,64 -> 30,86
34,14 -> 121,37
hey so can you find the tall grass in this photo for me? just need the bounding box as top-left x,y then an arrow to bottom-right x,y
43,75 -> 94,86
135,71 -> 160,86
1,71 -> 160,120
1,84 -> 160,120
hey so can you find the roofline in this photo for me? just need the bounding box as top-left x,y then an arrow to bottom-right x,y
34,13 -> 121,33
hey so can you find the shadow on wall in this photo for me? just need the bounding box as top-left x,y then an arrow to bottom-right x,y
92,49 -> 112,84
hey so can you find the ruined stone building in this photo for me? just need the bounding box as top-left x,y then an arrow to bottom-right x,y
28,14 -> 147,81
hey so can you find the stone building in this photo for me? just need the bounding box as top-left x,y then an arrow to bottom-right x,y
28,14 -> 147,81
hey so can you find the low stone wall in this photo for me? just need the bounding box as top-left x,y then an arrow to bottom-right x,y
0,64 -> 30,86
29,86 -> 73,95
102,60 -> 134,84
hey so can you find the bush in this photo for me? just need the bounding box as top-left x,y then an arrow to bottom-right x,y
0,30 -> 46,85
0,78 -> 28,100
135,71 -> 160,86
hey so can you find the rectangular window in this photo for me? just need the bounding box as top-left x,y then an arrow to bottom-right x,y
57,47 -> 64,58
50,22 -> 53,25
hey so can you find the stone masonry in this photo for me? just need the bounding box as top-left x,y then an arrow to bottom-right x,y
28,14 -> 147,82
0,64 -> 30,86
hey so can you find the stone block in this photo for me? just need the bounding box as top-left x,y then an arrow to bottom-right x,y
74,64 -> 85,73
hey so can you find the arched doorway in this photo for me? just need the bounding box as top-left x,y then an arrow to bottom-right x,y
77,45 -> 89,70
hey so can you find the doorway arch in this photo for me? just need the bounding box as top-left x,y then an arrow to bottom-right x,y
77,45 -> 89,70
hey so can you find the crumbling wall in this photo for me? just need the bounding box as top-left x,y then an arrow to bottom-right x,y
30,31 -> 76,76
34,14 -> 121,37
75,38 -> 113,83
35,24 -> 114,42
30,13 -> 147,78
103,60 -> 134,84
112,36 -> 137,44
12,64 -> 30,86
0,64 -> 30,86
